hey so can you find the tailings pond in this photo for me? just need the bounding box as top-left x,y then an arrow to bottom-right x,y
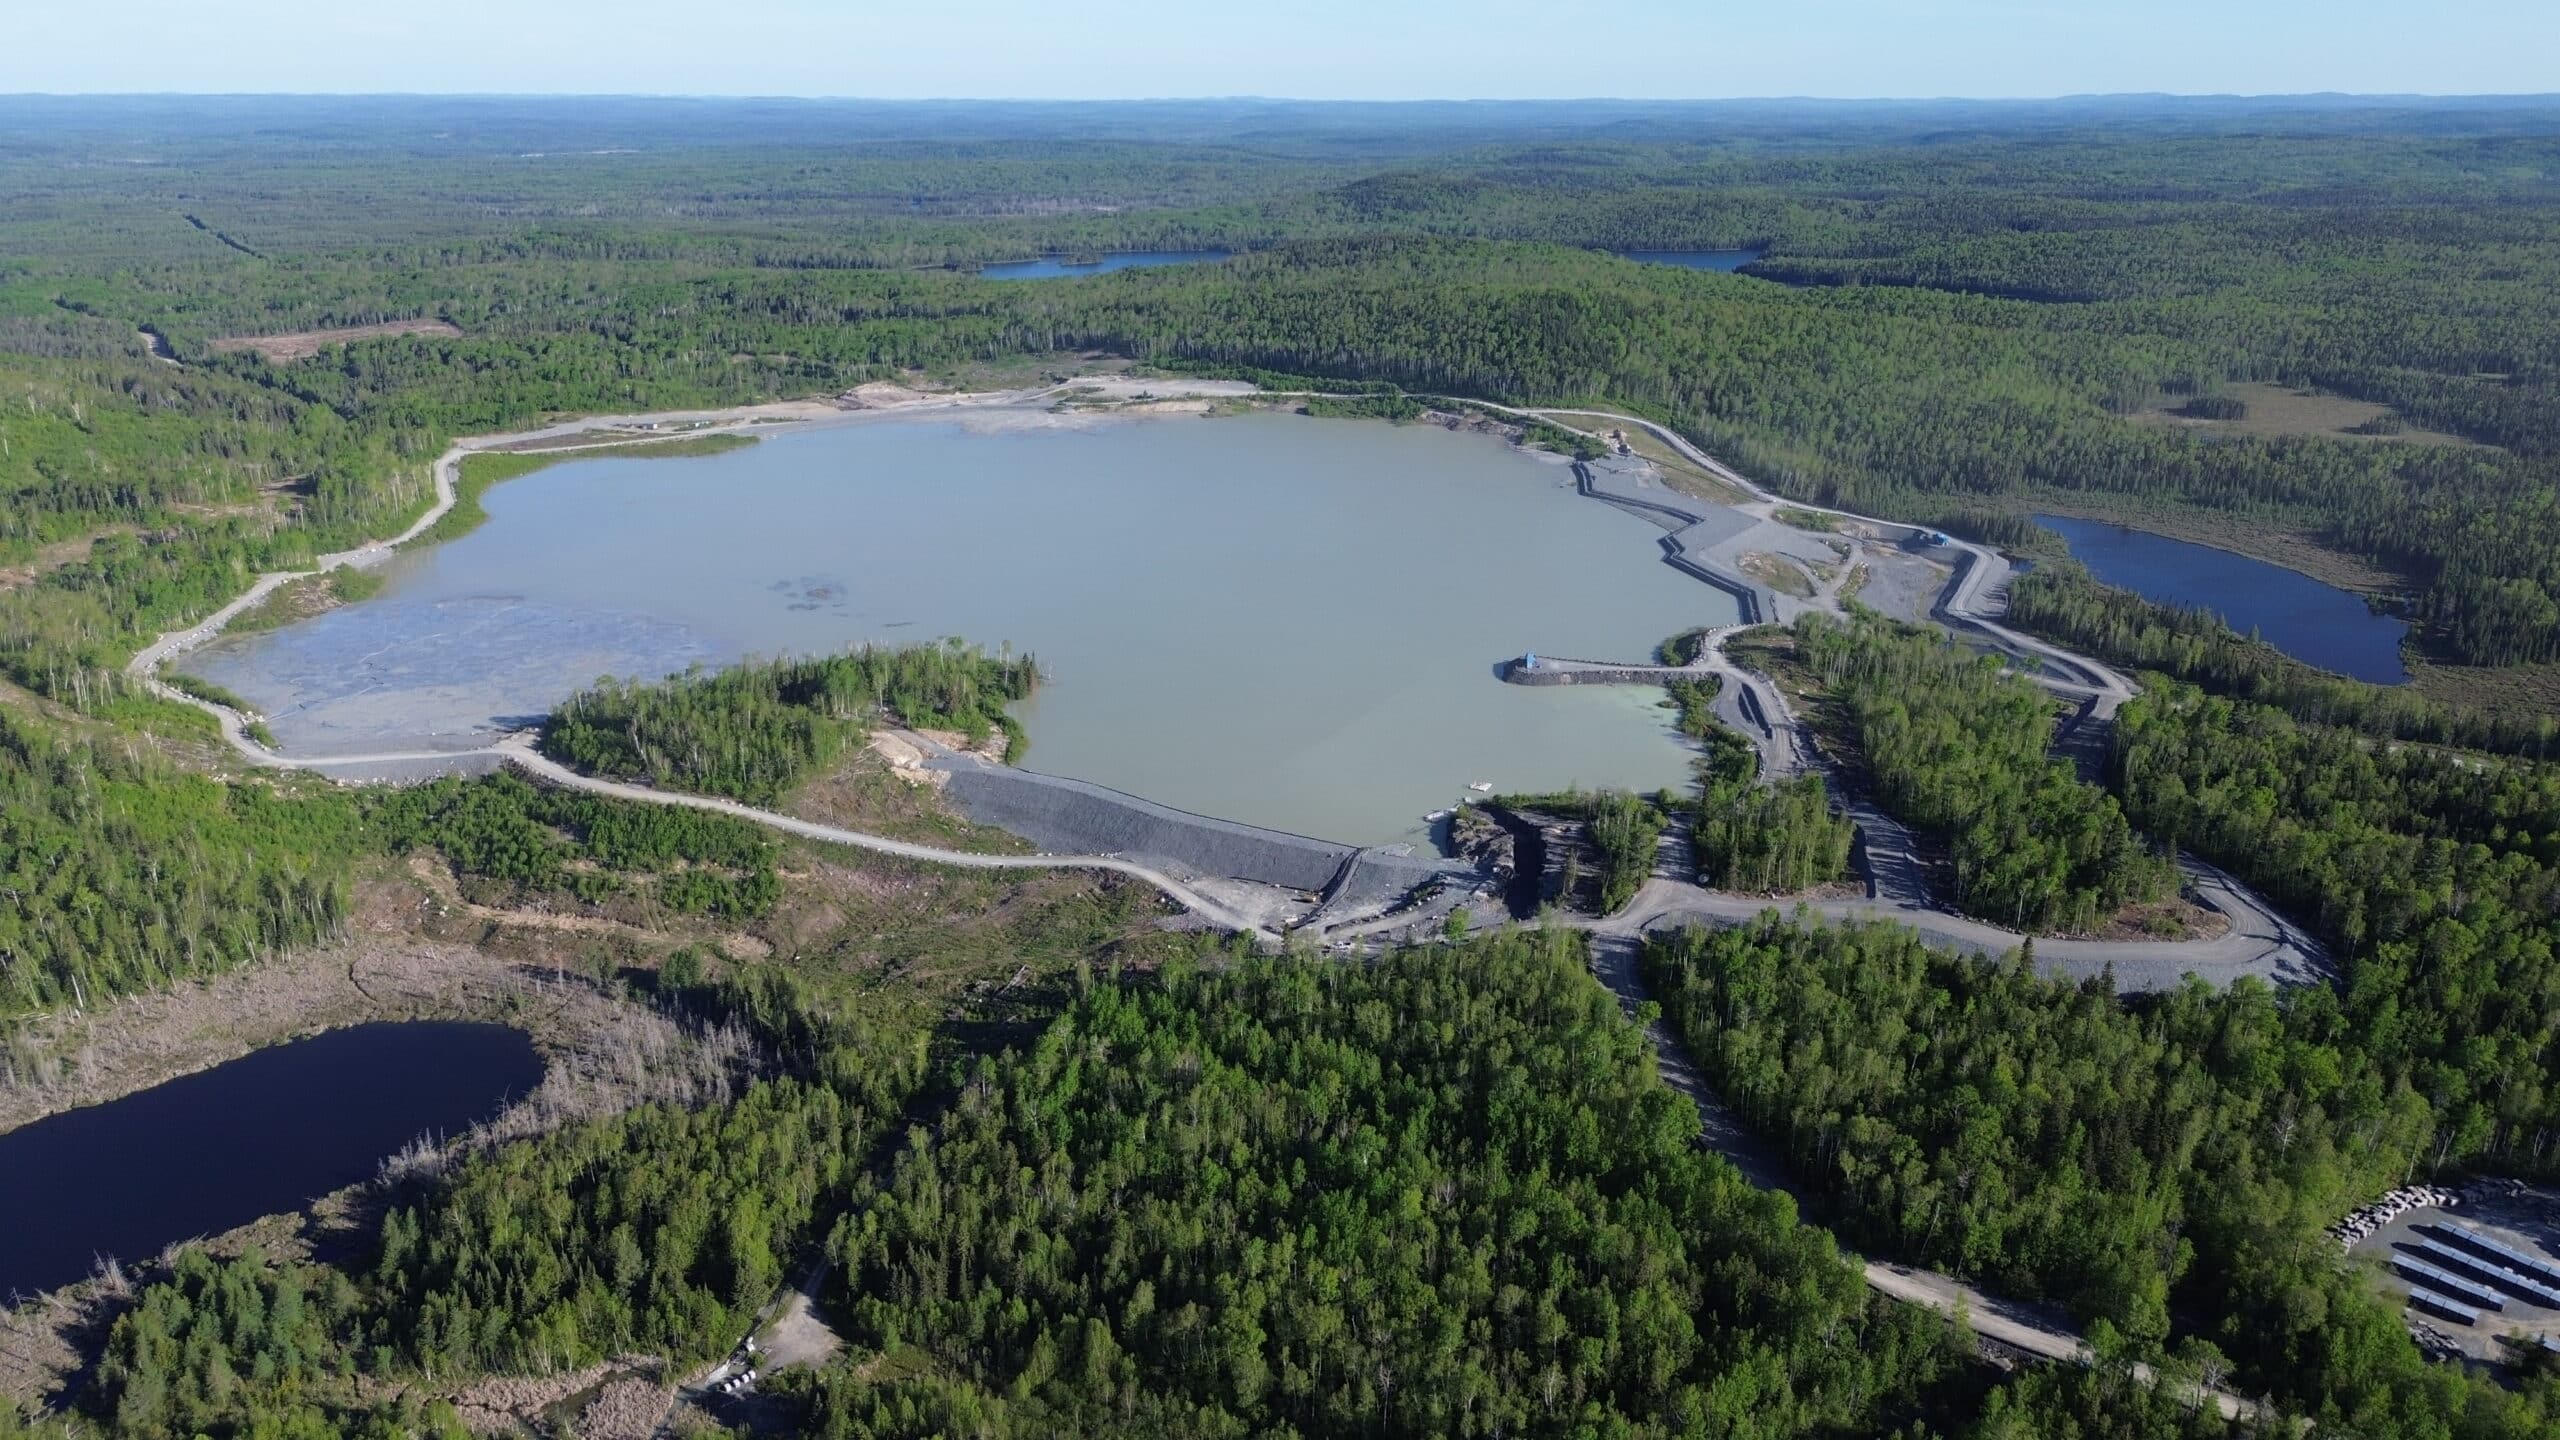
2036,514 -> 2409,684
195,411 -> 1735,843
0,1023 -> 541,1299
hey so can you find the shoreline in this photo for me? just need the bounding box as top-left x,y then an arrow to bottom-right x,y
124,375 -> 1264,752
118,380 -> 2327,991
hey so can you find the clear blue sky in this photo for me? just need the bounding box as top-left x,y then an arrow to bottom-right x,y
8,0 -> 2556,98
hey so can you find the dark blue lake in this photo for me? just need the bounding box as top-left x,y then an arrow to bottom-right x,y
977,250 -> 1231,280
0,1023 -> 542,1299
2036,514 -> 2410,685
1608,248 -> 1764,272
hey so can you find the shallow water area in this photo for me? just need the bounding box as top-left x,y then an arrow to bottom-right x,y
0,1023 -> 541,1298
977,249 -> 1231,279
198,411 -> 1734,844
2036,514 -> 2409,684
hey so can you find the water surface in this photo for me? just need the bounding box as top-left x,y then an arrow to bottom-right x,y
978,250 -> 1231,280
2036,514 -> 2409,684
0,1023 -> 541,1298
199,412 -> 1735,842
1608,248 -> 1764,272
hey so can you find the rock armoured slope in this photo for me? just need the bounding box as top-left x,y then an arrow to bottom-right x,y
937,760 -> 1461,897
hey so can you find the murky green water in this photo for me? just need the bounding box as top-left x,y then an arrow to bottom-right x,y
198,410 -> 1734,843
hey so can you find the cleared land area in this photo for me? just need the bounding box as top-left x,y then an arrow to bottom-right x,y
2131,381 -> 2484,449
1544,408 -> 1755,504
207,318 -> 462,362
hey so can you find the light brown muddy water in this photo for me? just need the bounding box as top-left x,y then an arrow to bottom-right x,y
195,410 -> 1736,844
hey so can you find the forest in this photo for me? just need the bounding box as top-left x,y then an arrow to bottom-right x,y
1642,917 -> 2560,1438
2005,565 -> 2560,757
1789,612 -> 2172,932
2110,686 -> 2560,1173
0,708 -> 785,1018
820,931 -> 1972,1438
372,1077 -> 862,1377
11,936 -> 2337,1439
11,106 -> 2560,705
541,643 -> 1039,806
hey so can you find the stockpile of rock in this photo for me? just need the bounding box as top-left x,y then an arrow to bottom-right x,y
2330,1184 -> 2461,1247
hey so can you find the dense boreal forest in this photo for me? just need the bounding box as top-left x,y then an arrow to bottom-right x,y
1791,612 -> 2172,931
2110,687 -> 2560,1173
541,643 -> 1039,805
10,96 -> 2560,1439
818,932 -> 1969,1438
90,1249 -> 474,1440
373,1077 -> 861,1376
0,704 -> 352,1015
1643,918 -> 2560,1438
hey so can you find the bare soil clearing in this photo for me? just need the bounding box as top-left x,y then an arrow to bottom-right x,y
209,319 -> 462,363
405,854 -> 772,961
758,1284 -> 844,1374
1541,408 -> 1755,505
2132,381 -> 2483,450
447,1357 -> 669,1438
833,736 -> 1035,850
0,529 -> 131,593
1739,550 -> 1819,598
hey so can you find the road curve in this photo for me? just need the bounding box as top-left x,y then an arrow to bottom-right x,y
1476,400 -> 2141,711
500,740 -> 1285,941
1582,871 -> 2327,993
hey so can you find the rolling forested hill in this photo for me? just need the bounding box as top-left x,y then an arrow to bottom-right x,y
7,96 -> 2560,1440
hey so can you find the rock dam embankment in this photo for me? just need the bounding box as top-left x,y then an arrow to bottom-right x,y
934,758 -> 1465,907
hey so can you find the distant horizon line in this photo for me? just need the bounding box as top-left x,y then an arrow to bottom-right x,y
9,90 -> 2560,105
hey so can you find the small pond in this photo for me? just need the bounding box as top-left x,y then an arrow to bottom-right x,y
2036,514 -> 2409,684
1607,248 -> 1764,272
0,1023 -> 543,1299
977,250 -> 1232,280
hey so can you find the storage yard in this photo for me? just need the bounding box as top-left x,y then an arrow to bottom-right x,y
2349,1182 -> 2560,1363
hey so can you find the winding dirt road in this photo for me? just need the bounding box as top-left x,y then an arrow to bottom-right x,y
501,738 -> 1282,940
1584,868 -> 2328,992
